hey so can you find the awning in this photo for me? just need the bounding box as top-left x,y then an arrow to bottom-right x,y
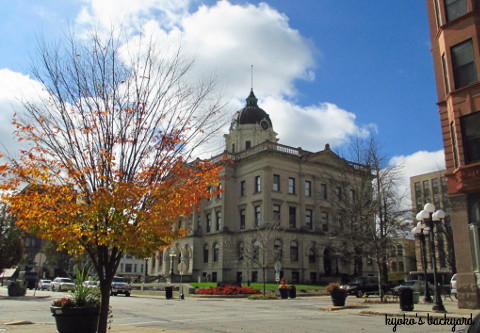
0,268 -> 17,279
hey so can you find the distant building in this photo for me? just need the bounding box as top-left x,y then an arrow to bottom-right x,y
388,238 -> 416,283
147,90 -> 376,284
116,254 -> 145,282
410,170 -> 455,280
425,0 -> 480,308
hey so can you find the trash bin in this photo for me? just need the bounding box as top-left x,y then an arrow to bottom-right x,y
165,286 -> 173,299
399,288 -> 414,311
413,292 -> 420,304
289,285 -> 296,299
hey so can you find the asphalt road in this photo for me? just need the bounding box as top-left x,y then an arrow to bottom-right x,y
0,289 -> 457,333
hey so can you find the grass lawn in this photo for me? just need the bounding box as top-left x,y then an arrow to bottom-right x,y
189,282 -> 325,291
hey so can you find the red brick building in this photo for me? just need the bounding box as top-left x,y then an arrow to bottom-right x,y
426,0 -> 480,308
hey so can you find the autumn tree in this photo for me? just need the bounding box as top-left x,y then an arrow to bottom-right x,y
0,204 -> 23,274
0,30 -> 225,333
332,136 -> 411,301
234,221 -> 282,295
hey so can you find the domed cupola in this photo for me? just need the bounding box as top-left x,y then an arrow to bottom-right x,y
225,90 -> 278,153
236,90 -> 273,129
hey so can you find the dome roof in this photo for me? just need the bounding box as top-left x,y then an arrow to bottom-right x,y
236,90 -> 272,127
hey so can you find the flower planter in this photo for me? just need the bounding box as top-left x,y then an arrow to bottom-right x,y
8,284 -> 26,297
279,288 -> 289,299
51,306 -> 100,333
330,290 -> 347,306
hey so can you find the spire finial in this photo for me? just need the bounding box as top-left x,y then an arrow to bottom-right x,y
251,65 -> 254,91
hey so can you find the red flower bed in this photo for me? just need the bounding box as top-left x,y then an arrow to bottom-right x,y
197,286 -> 261,295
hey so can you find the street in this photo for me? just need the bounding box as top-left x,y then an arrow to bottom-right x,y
0,288 -> 462,332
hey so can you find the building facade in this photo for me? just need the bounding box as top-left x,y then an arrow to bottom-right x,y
387,238 -> 417,283
426,0 -> 480,307
147,90 -> 376,284
410,170 -> 455,282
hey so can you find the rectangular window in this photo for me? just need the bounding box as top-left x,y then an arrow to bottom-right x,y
273,204 -> 281,223
212,272 -> 217,282
442,54 -> 451,93
206,214 -> 211,232
451,39 -> 478,89
288,177 -> 296,194
445,0 -> 467,22
321,212 -> 329,232
232,143 -> 235,153
251,271 -> 258,283
451,122 -> 460,168
320,184 -> 327,199
349,189 -> 355,202
434,0 -> 443,27
216,211 -> 221,231
273,174 -> 280,191
203,247 -> 209,263
461,111 -> 480,164
305,209 -> 313,229
336,187 -> 343,201
423,180 -> 431,202
246,141 -> 251,149
125,263 -> 132,273
255,175 -> 261,193
217,183 -> 222,199
240,209 -> 246,229
134,264 -> 137,272
254,206 -> 261,226
291,271 -> 299,283
305,180 -> 312,197
289,207 -> 296,228
240,180 -> 246,196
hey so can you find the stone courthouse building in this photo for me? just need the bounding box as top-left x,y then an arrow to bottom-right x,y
147,90 -> 376,284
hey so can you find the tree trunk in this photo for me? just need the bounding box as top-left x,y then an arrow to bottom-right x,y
98,281 -> 112,333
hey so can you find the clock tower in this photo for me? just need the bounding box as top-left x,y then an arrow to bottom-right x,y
224,90 -> 278,153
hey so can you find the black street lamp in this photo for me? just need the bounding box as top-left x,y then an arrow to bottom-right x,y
412,222 -> 432,303
416,203 -> 446,312
169,251 -> 176,282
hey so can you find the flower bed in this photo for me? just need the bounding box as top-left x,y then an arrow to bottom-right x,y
197,286 -> 261,295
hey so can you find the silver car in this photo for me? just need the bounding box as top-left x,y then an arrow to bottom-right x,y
37,279 -> 52,290
450,274 -> 457,299
50,277 -> 75,292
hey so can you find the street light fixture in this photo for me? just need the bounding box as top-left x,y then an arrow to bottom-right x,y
169,251 -> 176,282
412,222 -> 432,303
416,203 -> 446,312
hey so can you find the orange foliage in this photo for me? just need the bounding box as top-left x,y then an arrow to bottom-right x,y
1,132 -> 222,258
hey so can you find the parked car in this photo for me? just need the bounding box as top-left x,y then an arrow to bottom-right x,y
391,280 -> 433,296
340,276 -> 385,298
111,276 -> 131,296
450,274 -> 457,299
82,280 -> 99,289
37,279 -> 52,290
50,277 -> 75,292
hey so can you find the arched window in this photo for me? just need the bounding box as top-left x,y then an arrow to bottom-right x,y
290,241 -> 298,261
213,243 -> 220,262
253,240 -> 260,260
308,248 -> 316,263
203,244 -> 209,263
273,239 -> 282,260
238,242 -> 244,261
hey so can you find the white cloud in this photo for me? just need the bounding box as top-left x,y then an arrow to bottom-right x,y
389,150 -> 446,209
262,97 -> 373,151
76,0 -> 190,32
0,69 -> 46,157
1,1 -> 371,160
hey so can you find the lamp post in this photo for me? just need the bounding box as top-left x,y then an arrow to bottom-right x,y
416,203 -> 446,312
169,251 -> 176,283
412,222 -> 432,303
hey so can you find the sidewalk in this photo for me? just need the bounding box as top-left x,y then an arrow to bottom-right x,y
1,290 -> 478,332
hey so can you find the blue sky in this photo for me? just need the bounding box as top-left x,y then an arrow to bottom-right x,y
0,0 -> 445,195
